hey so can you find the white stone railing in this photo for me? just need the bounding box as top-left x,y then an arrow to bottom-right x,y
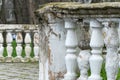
37,17 -> 120,80
0,24 -> 39,62
36,2 -> 120,80
64,18 -> 120,80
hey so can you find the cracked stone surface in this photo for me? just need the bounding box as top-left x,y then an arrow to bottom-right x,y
0,63 -> 39,80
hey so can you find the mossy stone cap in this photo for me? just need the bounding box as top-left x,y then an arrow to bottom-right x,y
36,2 -> 120,18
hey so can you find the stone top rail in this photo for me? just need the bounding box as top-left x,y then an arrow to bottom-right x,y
36,2 -> 120,18
0,24 -> 38,30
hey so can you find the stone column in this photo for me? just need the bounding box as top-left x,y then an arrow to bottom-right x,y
14,30 -> 23,62
24,30 -> 31,62
77,50 -> 91,80
88,19 -> 104,80
103,21 -> 119,80
33,30 -> 39,61
63,18 -> 78,80
0,30 -> 4,62
6,30 -> 13,62
77,22 -> 91,80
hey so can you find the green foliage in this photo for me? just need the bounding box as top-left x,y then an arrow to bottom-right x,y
100,63 -> 107,80
117,69 -> 120,80
3,47 -> 7,57
77,63 -> 120,80
3,40 -> 34,57
12,40 -> 17,57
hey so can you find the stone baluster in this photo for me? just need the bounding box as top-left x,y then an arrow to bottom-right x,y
14,30 -> 23,62
63,18 -> 78,80
88,19 -> 104,80
6,30 -> 13,62
24,30 -> 31,62
0,30 -> 4,62
77,22 -> 91,80
77,50 -> 91,80
33,30 -> 39,61
103,21 -> 119,80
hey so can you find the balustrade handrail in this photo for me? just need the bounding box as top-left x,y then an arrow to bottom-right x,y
36,2 -> 120,19
0,24 -> 38,30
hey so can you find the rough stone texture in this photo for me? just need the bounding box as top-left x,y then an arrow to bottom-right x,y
36,2 -> 120,18
37,2 -> 120,12
0,63 -> 39,80
38,18 -> 90,80
48,22 -> 67,80
103,22 -> 119,80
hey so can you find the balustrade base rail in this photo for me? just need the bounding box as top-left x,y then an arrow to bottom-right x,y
0,57 -> 39,62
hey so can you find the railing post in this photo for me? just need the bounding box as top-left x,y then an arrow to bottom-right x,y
63,18 -> 78,80
6,30 -> 13,62
103,21 -> 119,80
77,22 -> 91,80
0,30 -> 4,62
88,19 -> 104,80
77,50 -> 91,80
15,30 -> 23,62
33,30 -> 39,61
24,30 -> 31,62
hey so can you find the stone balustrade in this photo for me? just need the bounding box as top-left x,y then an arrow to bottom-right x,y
0,24 -> 39,62
36,2 -> 120,80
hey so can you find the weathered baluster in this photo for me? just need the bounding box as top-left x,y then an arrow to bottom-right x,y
33,30 -> 39,61
0,30 -> 4,62
103,21 -> 119,80
6,30 -> 13,62
24,30 -> 31,62
14,30 -> 23,62
77,22 -> 91,80
88,19 -> 104,80
77,50 -> 91,80
63,18 -> 78,80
